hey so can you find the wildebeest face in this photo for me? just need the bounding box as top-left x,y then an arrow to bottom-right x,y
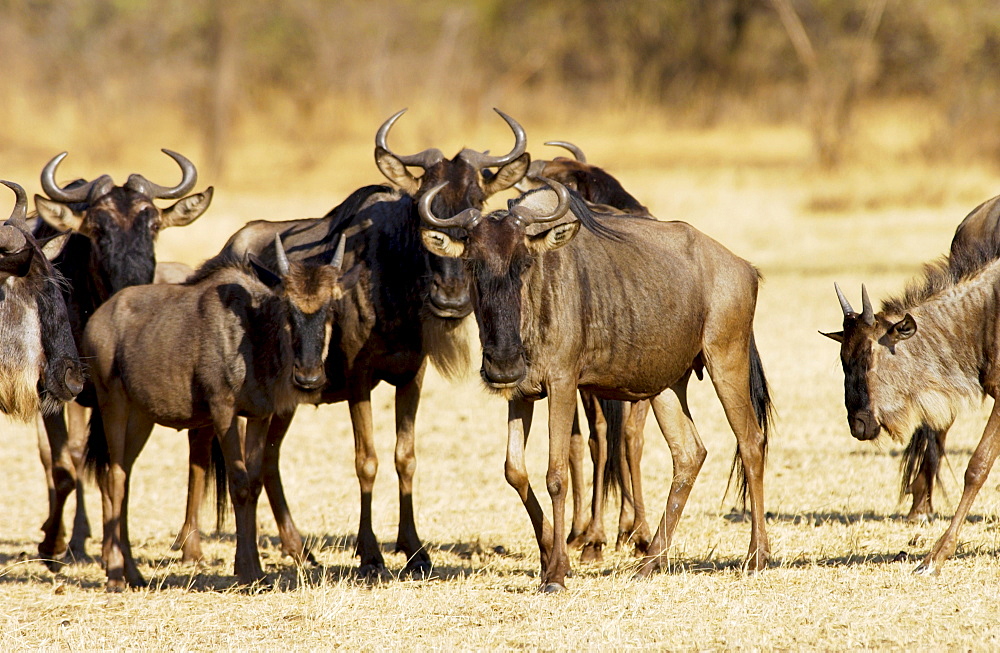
824,285 -> 917,441
418,181 -> 579,390
373,108 -> 530,320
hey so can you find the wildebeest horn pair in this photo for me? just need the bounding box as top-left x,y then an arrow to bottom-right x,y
41,149 -> 197,202
834,282 -> 875,325
419,177 -> 571,230
377,108 -> 526,170
272,232 -> 346,277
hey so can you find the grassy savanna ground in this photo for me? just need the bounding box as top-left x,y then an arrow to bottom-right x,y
4,109 -> 1000,648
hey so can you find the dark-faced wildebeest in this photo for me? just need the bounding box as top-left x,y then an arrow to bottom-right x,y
84,235 -> 351,590
825,236 -> 1000,575
173,109 -> 530,577
0,180 -> 83,420
32,150 -> 213,565
517,141 -> 655,561
418,178 -> 773,591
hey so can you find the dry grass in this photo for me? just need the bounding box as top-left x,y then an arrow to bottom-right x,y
4,113 -> 1000,648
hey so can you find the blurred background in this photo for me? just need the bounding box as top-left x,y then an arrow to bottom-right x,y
1,0 -> 999,260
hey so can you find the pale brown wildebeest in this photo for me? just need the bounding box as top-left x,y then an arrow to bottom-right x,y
419,179 -> 773,591
33,150 -> 213,566
0,180 -> 83,419
84,235 -> 352,590
172,109 -> 530,578
825,232 -> 1000,575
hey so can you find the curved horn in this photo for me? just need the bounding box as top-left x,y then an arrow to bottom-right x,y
861,284 -> 875,326
1,180 -> 29,227
471,109 -> 527,169
512,177 -> 572,225
125,149 -> 198,199
330,234 -> 346,270
545,141 -> 587,163
418,182 -> 482,230
274,234 -> 290,277
834,282 -> 854,316
375,109 -> 444,169
41,152 -> 101,203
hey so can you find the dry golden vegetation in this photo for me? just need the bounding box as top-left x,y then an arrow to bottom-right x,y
3,106 -> 1000,648
5,1 -> 1000,648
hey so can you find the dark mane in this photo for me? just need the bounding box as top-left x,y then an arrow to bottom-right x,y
882,235 -> 1000,314
185,251 -> 251,286
322,184 -> 392,232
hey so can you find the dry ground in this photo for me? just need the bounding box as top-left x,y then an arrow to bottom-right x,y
4,116 -> 1000,648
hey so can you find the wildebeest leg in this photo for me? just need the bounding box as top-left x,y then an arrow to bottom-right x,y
172,427 -> 213,563
637,378 -> 706,577
38,409 -> 75,566
395,366 -> 431,576
349,388 -> 386,578
66,402 -> 91,560
262,412 -> 313,565
620,400 -> 652,555
567,407 -> 589,549
504,398 -> 553,574
915,403 -> 1000,576
540,381 -> 577,592
706,340 -> 770,572
577,392 -> 607,563
219,415 -> 266,586
905,426 -> 949,522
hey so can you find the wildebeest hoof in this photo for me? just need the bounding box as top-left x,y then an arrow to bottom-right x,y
105,580 -> 128,593
913,560 -> 940,576
580,543 -> 603,564
403,559 -> 433,580
356,562 -> 389,582
540,582 -> 567,594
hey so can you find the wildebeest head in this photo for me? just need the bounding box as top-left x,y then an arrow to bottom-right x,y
418,178 -> 578,389
823,283 -> 919,441
515,141 -> 648,214
249,234 -> 356,393
0,181 -> 83,415
374,108 -> 530,319
34,150 -> 213,297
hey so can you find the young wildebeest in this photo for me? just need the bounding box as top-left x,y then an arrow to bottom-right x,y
172,109 -> 530,577
33,150 -> 213,565
84,235 -> 350,590
418,179 -> 773,591
0,181 -> 83,420
891,193 -> 1000,521
518,141 -> 655,561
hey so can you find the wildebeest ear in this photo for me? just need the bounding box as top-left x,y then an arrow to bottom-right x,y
888,313 -> 917,343
331,264 -> 363,300
819,330 -> 844,343
161,186 -> 214,228
34,195 -> 84,233
40,233 -> 71,261
525,221 -> 580,254
484,153 -> 531,196
420,228 -> 465,258
0,245 -> 34,279
247,253 -> 283,288
375,147 -> 421,196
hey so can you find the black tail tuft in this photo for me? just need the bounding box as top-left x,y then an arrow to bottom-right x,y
209,435 -> 229,532
83,407 -> 110,481
726,333 -> 774,510
900,423 -> 945,503
601,399 -> 627,500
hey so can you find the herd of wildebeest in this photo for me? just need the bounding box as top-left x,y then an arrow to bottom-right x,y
3,109 -> 1000,593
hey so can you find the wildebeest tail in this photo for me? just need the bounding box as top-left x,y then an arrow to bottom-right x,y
601,398 -> 629,501
84,406 -> 110,480
727,333 -> 773,510
208,435 -> 229,532
899,423 -> 944,503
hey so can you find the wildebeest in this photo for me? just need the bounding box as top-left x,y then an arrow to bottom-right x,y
518,141 -> 654,561
33,150 -> 213,565
888,193 -> 1000,521
824,233 -> 1000,574
0,180 -> 83,419
84,235 -> 351,590
173,109 -> 530,577
418,178 -> 773,591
